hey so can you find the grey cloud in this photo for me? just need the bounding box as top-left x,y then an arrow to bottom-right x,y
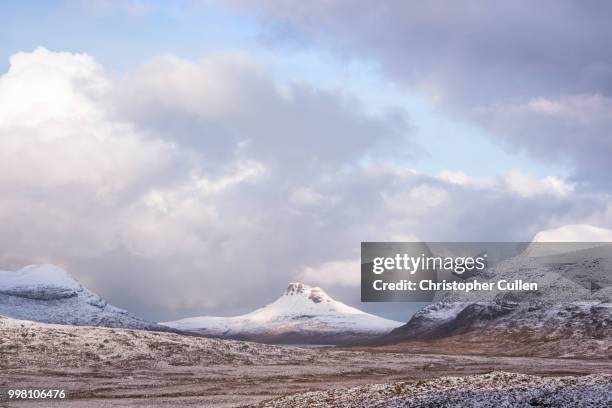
113,53 -> 413,177
474,94 -> 612,188
236,1 -> 612,101
231,0 -> 612,188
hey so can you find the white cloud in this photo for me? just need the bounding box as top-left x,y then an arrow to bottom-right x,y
436,169 -> 574,197
0,47 -> 107,126
0,47 -> 172,195
297,258 -> 360,287
385,182 -> 449,212
501,170 -> 574,198
437,170 -> 471,186
289,186 -> 337,206
195,160 -> 266,194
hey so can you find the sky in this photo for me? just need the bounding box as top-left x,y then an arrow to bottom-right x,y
1,0 -> 611,321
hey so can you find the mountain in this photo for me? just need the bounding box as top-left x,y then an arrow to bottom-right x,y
0,264 -> 167,331
379,239 -> 612,359
162,282 -> 402,345
531,223 -> 612,243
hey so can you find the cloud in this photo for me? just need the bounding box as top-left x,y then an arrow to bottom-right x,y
231,1 -> 612,188
474,94 -> 612,187
0,48 -> 173,195
502,171 -> 574,198
112,52 -> 413,172
289,186 -> 337,207
438,170 -> 574,197
1,47 -> 610,321
297,258 -> 360,287
0,47 -> 413,317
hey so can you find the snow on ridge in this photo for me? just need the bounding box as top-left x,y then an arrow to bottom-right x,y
0,264 -> 82,292
532,224 -> 612,243
525,224 -> 612,258
0,264 -> 163,331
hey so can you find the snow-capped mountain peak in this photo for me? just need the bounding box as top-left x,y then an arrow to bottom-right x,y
163,282 -> 403,345
0,264 -> 83,299
253,282 -> 366,318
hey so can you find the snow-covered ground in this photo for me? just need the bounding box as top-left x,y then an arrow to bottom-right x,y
248,371 -> 612,408
163,282 -> 402,344
0,264 -> 165,331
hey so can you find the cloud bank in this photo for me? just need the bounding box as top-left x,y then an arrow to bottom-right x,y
1,47 -> 609,319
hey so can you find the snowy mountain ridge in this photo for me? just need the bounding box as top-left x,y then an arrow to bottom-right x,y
163,282 -> 402,344
0,265 -> 83,299
382,228 -> 612,354
0,264 -> 166,331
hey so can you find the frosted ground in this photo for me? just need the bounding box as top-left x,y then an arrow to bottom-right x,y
250,372 -> 611,408
1,316 -> 610,407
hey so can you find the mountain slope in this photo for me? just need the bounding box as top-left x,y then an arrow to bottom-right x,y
379,242 -> 612,358
0,264 -> 167,331
163,282 -> 402,344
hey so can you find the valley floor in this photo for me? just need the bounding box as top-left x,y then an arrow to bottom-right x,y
1,317 -> 610,407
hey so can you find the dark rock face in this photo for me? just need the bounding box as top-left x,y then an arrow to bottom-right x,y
284,283 -> 306,296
